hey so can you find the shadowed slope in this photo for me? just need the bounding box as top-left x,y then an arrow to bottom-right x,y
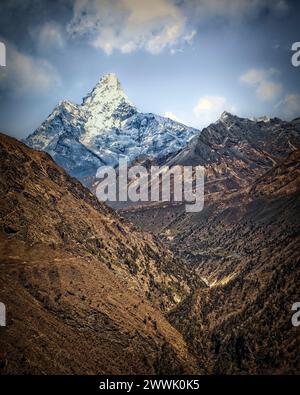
0,133 -> 200,374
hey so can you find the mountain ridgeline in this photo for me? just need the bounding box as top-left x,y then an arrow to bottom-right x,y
123,111 -> 300,224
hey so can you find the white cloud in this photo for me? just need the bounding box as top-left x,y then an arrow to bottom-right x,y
277,94 -> 300,120
193,96 -> 236,126
239,68 -> 278,85
239,68 -> 282,101
66,0 -> 289,55
256,80 -> 282,101
67,0 -> 195,55
0,43 -> 61,96
35,22 -> 65,50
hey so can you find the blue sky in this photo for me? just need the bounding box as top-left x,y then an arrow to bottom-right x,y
0,0 -> 299,139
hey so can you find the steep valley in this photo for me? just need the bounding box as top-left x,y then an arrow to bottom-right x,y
168,152 -> 300,373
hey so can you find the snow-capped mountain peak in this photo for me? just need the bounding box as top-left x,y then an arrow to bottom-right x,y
80,73 -> 137,147
25,73 -> 199,185
82,73 -> 134,109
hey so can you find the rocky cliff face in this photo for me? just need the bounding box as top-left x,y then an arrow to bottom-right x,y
122,112 -> 300,229
167,112 -> 300,194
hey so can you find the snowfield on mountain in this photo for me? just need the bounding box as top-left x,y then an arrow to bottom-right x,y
25,73 -> 199,185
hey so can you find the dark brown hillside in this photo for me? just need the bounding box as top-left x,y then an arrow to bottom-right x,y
0,133 -> 197,310
168,151 -> 300,374
0,133 -> 199,374
115,116 -> 300,373
250,149 -> 300,198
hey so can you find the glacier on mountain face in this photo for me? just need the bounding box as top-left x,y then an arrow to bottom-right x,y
25,73 -> 199,185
